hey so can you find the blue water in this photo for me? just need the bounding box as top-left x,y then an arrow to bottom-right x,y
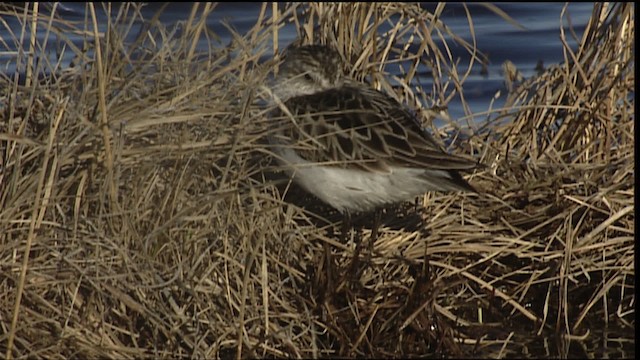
1,3 -> 593,122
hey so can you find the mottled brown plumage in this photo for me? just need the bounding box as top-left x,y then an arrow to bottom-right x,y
269,45 -> 477,213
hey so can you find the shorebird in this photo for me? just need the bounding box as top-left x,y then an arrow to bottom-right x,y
268,44 -> 478,220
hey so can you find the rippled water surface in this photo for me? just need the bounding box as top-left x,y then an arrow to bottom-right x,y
2,2 -> 594,121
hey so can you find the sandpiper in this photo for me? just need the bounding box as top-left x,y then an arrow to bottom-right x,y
268,44 -> 477,215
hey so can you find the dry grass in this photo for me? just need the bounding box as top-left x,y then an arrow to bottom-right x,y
0,3 -> 634,358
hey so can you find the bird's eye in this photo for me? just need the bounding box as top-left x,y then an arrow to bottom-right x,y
303,73 -> 314,82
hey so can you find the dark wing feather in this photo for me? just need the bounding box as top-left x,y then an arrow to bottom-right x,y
274,84 -> 478,173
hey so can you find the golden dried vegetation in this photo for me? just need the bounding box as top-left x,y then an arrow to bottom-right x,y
0,3 -> 634,358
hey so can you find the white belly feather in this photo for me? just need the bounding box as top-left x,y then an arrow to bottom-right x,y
273,145 -> 456,213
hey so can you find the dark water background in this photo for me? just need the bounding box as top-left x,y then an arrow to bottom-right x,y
2,2 -> 595,122
1,2 -> 633,358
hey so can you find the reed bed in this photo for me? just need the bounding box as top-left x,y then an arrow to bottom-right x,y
0,3 -> 634,358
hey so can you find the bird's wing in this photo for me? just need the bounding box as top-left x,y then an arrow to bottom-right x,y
272,85 -> 478,174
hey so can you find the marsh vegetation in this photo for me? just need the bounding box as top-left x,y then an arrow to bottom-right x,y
0,3 -> 634,358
